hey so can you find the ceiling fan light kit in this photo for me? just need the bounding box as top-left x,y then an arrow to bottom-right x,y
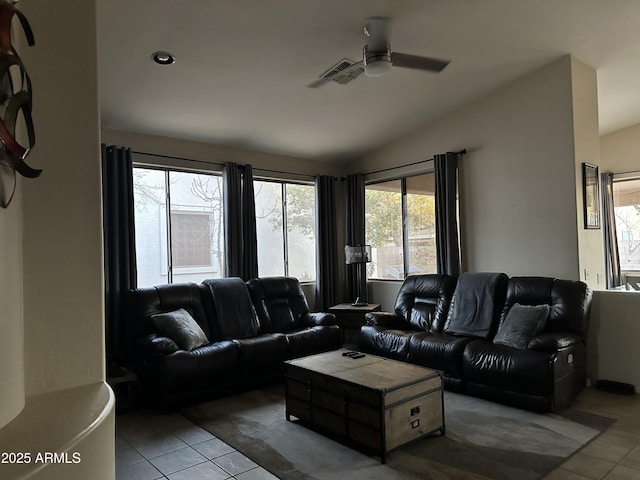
363,45 -> 392,77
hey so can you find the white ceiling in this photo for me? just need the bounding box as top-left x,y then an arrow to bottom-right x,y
97,0 -> 640,162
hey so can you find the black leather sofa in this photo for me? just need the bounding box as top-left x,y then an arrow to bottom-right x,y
127,276 -> 341,408
360,272 -> 592,412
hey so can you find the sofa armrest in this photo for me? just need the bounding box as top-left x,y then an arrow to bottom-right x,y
301,312 -> 337,327
365,312 -> 409,329
138,333 -> 179,355
527,332 -> 583,351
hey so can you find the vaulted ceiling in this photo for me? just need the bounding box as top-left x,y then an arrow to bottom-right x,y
98,0 -> 640,162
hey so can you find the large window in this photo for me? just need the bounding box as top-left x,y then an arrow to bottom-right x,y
365,173 -> 436,279
254,180 -> 316,281
133,167 -> 225,286
613,178 -> 640,272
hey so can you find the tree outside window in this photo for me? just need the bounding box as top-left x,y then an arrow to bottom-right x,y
614,178 -> 640,271
254,180 -> 316,281
365,173 -> 436,279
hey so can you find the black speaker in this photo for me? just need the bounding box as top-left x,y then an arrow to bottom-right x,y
595,379 -> 636,396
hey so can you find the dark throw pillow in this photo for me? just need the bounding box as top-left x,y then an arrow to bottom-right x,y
493,303 -> 550,349
151,308 -> 209,351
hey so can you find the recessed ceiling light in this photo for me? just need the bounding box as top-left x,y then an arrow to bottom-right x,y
151,51 -> 175,65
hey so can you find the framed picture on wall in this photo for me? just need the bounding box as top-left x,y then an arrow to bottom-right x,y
582,162 -> 600,229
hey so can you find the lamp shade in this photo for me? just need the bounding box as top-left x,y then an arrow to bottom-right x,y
344,245 -> 372,264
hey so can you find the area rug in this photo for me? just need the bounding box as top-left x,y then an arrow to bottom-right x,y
182,385 -> 614,480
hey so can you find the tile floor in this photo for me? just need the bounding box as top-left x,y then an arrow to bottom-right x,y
543,387 -> 640,480
116,386 -> 640,480
116,407 -> 277,480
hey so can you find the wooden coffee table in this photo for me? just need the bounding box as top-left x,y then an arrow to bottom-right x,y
284,349 -> 444,463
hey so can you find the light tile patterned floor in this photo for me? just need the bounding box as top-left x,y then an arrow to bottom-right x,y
115,408 -> 276,480
115,386 -> 640,480
543,387 -> 640,480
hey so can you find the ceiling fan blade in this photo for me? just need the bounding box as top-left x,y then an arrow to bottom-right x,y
391,52 -> 450,72
307,76 -> 333,88
364,17 -> 390,52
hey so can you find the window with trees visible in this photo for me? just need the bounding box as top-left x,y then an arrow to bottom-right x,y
254,180 -> 316,281
613,178 -> 640,271
365,173 -> 436,280
133,167 -> 224,286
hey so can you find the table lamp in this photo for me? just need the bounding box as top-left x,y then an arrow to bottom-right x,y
345,244 -> 372,306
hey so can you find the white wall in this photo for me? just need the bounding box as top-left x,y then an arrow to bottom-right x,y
588,290 -> 640,389
102,128 -> 345,179
588,122 -> 640,389
572,58 -> 606,290
0,183 -> 24,428
368,281 -> 401,312
0,1 -> 114,479
350,56 -> 581,280
600,122 -> 640,173
21,0 -> 105,396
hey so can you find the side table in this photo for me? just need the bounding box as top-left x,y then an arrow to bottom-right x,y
328,303 -> 381,348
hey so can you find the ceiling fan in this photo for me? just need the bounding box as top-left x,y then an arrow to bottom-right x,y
308,17 -> 450,88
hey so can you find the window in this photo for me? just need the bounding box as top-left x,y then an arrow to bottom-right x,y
365,173 -> 436,279
254,180 -> 316,281
133,167 -> 224,286
171,212 -> 212,267
613,178 -> 640,271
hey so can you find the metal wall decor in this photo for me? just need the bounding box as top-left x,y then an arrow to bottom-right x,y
0,0 -> 38,208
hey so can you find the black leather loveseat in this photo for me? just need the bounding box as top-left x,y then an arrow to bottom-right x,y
359,272 -> 592,412
127,276 -> 341,408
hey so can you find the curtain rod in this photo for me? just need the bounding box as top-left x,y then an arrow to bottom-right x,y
131,150 -> 315,180
252,167 -> 315,180
364,148 -> 467,176
132,150 -> 223,167
613,168 -> 640,176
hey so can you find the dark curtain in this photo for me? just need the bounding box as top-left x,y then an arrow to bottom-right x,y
223,162 -> 258,280
315,176 -> 339,310
101,144 -> 137,367
435,152 -> 461,276
602,172 -> 621,288
223,162 -> 242,277
345,173 -> 366,304
242,164 -> 259,280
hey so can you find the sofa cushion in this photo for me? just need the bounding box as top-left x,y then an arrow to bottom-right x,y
283,326 -> 342,359
140,340 -> 240,395
444,272 -> 508,339
151,308 -> 209,351
359,325 -> 413,361
233,334 -> 289,389
246,277 -> 311,333
127,283 -> 211,350
463,340 -> 555,397
394,274 -> 457,332
500,277 -> 592,339
202,278 -> 260,339
408,332 -> 473,378
493,303 -> 549,349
